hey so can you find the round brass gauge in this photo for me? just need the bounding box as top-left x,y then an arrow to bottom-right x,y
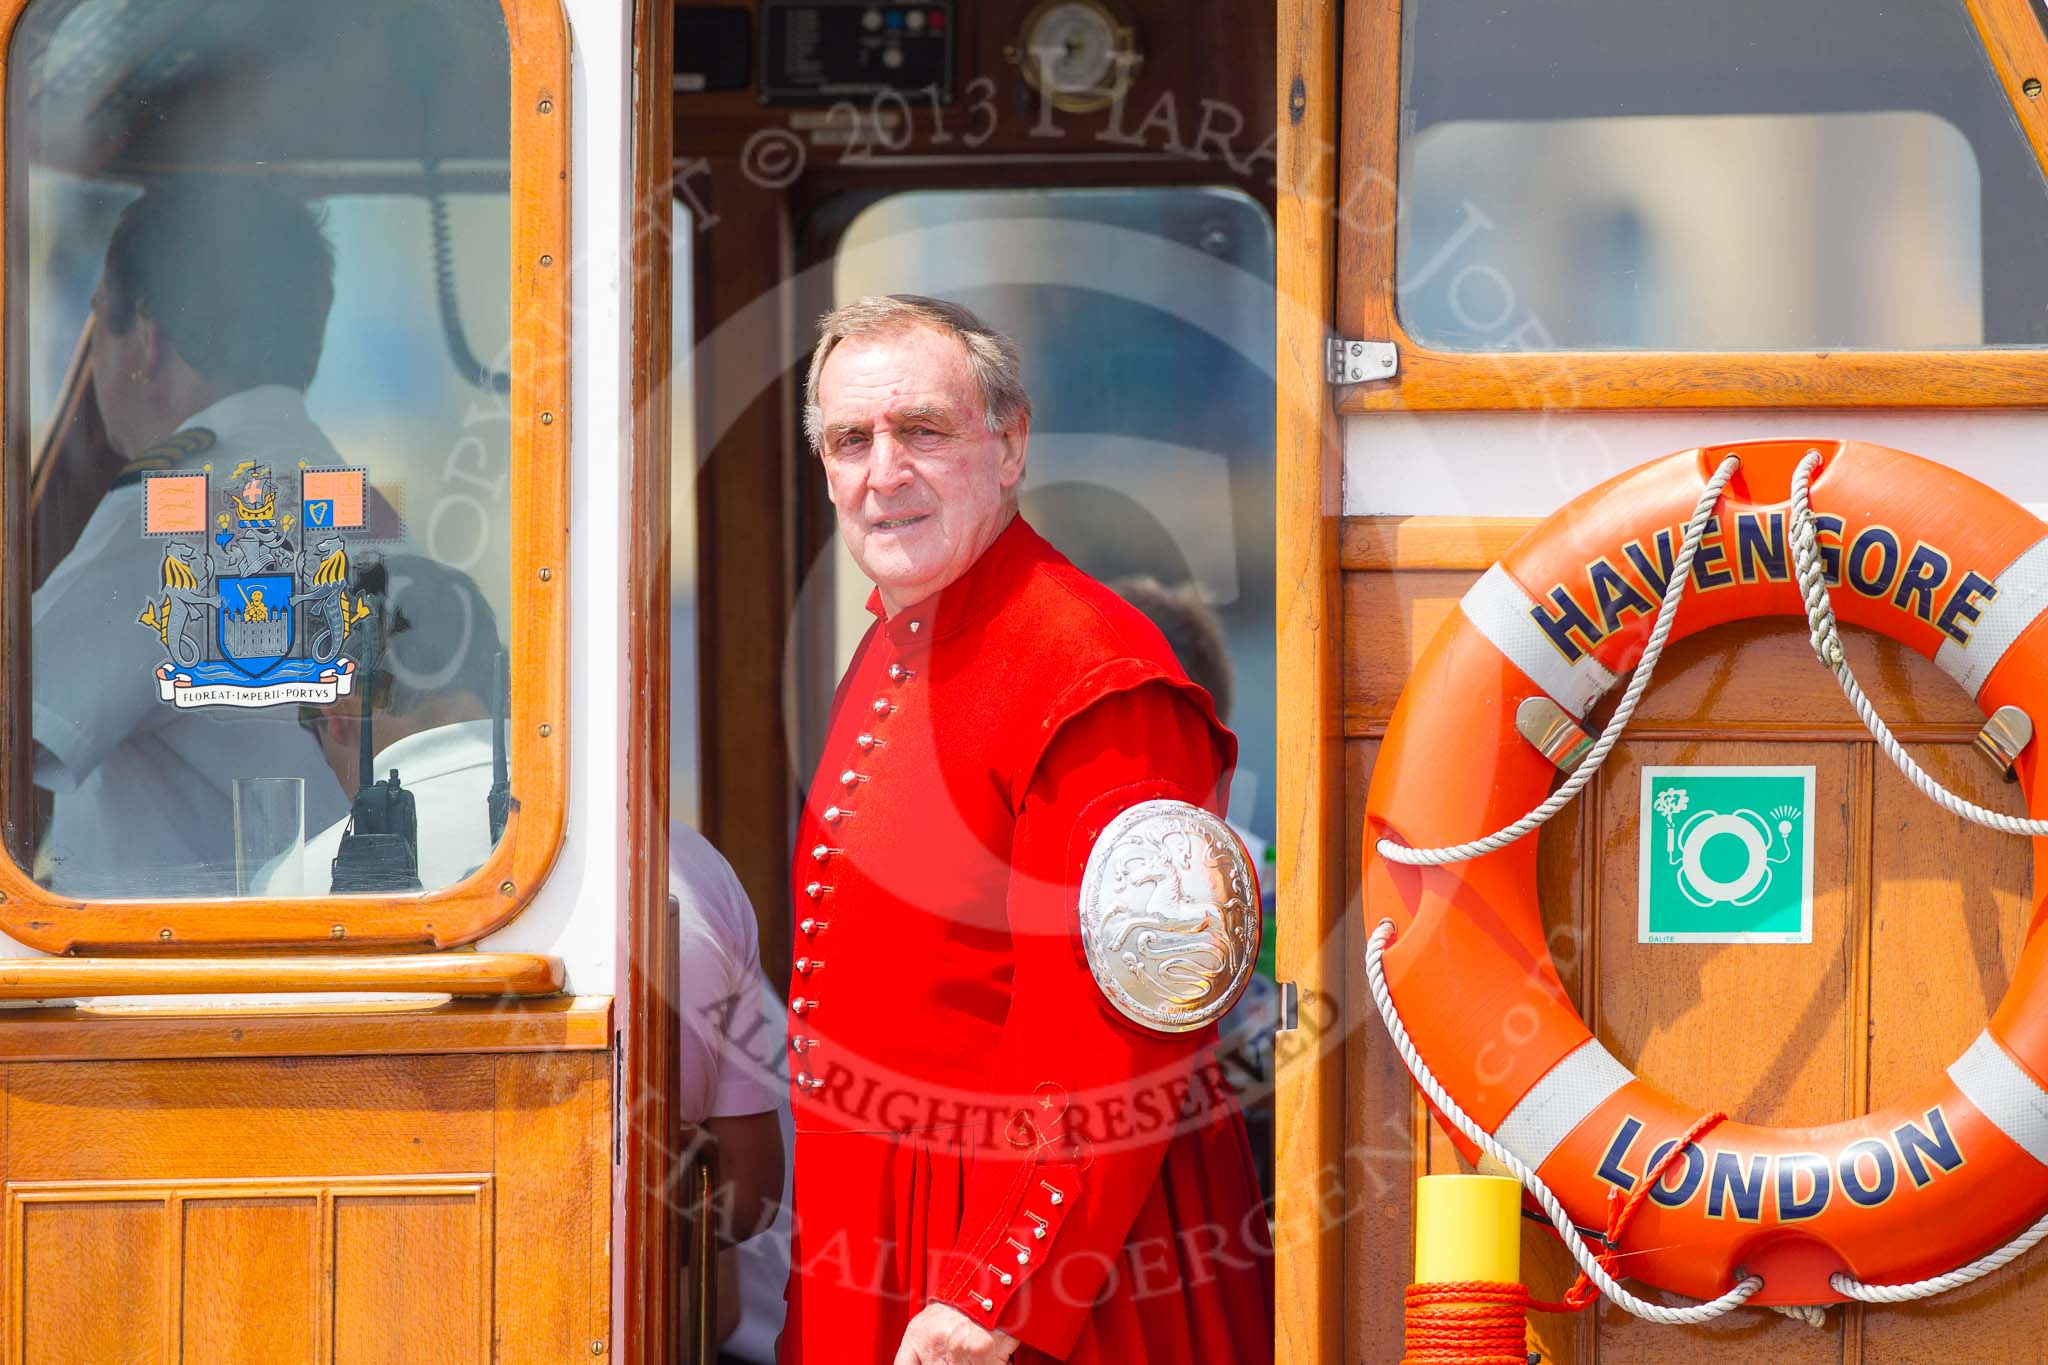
1011,0 -> 1141,115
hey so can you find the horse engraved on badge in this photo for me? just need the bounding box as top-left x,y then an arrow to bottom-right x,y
1078,799 -> 1261,1034
136,462 -> 373,710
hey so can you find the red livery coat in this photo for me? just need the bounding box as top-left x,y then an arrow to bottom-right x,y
781,518 -> 1273,1363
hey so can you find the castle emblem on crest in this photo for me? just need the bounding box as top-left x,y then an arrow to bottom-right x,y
136,462 -> 373,709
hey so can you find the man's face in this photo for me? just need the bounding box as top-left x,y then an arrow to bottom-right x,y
814,325 -> 1028,614
88,277 -> 153,459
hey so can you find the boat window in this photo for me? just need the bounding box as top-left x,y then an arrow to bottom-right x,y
1398,0 -> 2048,351
4,0 -> 541,913
818,185 -> 1280,1185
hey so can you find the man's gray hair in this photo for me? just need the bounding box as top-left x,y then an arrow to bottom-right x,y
803,294 -> 1031,452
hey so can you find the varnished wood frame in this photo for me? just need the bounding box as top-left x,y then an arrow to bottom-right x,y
624,1 -> 682,1363
0,951 -> 564,998
0,993 -> 609,1061
1334,0 -> 2048,411
0,0 -> 573,952
1275,2 -> 1346,1362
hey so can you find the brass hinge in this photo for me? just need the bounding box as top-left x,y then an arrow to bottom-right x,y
1328,336 -> 1398,385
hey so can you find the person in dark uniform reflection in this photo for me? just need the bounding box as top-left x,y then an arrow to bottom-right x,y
30,179 -> 351,896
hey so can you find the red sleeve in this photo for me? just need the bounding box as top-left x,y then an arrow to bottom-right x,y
933,680 -> 1238,1356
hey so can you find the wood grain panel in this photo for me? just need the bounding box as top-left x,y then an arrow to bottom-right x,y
1861,740 -> 2048,1364
1595,739 -> 1858,1127
1965,0 -> 2048,182
5,1056 -> 493,1181
15,1199 -> 167,1364
1340,567 -> 1482,735
1276,0 -> 1348,1361
1592,1294 -> 1848,1364
493,1051 -> 607,1362
1340,516 -> 1539,572
0,954 -> 562,1000
0,996 -> 607,1064
1339,346 -> 2048,413
1867,742 -> 2029,1104
0,1030 -> 607,1365
627,0 -> 681,1359
331,1190 -> 491,1364
1341,738 -> 1415,1365
1591,738 -> 1857,1363
182,1197 -> 320,1364
1620,626 -> 1982,739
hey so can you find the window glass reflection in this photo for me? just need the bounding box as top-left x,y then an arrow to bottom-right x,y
10,0 -> 514,899
1399,0 -> 2048,350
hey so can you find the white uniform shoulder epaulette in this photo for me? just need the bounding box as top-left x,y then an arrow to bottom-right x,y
110,426 -> 217,488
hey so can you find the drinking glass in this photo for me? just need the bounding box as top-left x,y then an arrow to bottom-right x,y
233,776 -> 305,896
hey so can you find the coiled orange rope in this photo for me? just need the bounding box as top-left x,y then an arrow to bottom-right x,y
1401,1281 -> 1530,1364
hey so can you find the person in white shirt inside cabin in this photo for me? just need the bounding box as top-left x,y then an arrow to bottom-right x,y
668,820 -> 788,1360
31,178 -> 352,897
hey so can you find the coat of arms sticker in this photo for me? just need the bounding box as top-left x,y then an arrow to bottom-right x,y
136,461 -> 372,708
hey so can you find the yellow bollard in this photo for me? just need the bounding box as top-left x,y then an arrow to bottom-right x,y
1415,1173 -> 1521,1284
1403,1174 -> 1528,1364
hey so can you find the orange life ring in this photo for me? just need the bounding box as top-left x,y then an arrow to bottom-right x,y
1365,438 -> 2048,1306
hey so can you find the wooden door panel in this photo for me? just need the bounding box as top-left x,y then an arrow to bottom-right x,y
1605,624 -> 1981,739
5,1057 -> 494,1182
332,1191 -> 491,1364
1342,571 -> 1480,734
1866,740 -> 2031,1095
6,1179 -> 492,1365
1596,1298 -> 1847,1364
1342,737 -> 1425,1365
492,1051 -> 608,1361
182,1196 -> 320,1363
15,1199 -> 166,1364
1426,785 -> 1596,1365
0,1014 -> 607,1365
1593,738 -> 1859,1129
1862,739 -> 2048,1364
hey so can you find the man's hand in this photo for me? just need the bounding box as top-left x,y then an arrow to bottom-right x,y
891,1303 -> 1020,1365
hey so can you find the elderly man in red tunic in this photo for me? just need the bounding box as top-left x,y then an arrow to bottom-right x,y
782,294 -> 1272,1365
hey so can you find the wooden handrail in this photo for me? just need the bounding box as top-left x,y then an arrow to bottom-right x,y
0,953 -> 563,999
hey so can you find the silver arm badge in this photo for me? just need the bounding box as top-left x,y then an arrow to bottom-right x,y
1077,799 -> 1261,1034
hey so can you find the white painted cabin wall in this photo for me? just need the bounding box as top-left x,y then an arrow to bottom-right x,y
1346,411 -> 2048,518
478,0 -> 631,996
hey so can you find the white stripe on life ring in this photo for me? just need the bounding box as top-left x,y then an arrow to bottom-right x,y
1934,535 -> 2048,701
1460,565 -> 1620,721
1493,1037 -> 1634,1174
1948,1030 -> 2048,1167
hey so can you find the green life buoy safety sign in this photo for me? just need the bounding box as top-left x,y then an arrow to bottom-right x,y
1638,766 -> 1815,944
